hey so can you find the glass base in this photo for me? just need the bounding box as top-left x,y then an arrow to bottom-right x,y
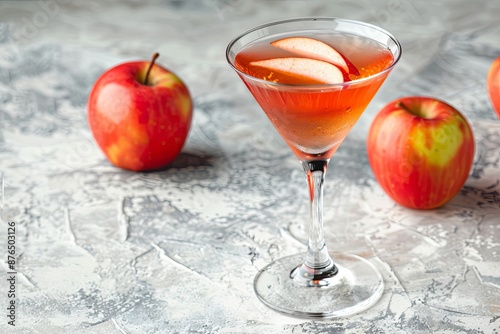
253,252 -> 384,319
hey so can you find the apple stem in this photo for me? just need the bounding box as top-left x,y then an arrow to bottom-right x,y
144,52 -> 160,86
396,101 -> 416,115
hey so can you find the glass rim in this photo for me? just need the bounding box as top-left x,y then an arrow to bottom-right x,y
225,17 -> 402,89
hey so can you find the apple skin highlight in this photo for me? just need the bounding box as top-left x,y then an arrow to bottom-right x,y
367,96 -> 475,209
88,59 -> 192,172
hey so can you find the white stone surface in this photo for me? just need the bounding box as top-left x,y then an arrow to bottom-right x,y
0,0 -> 499,333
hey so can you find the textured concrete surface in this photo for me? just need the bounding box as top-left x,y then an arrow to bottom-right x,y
0,1 -> 499,333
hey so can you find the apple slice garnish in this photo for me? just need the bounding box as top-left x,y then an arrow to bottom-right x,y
250,57 -> 344,84
271,37 -> 360,79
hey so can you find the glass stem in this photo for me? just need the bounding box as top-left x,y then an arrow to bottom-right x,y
292,160 -> 338,286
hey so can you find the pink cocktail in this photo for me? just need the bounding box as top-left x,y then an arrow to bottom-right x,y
227,18 -> 401,318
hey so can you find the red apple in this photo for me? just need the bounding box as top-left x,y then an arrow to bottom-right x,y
88,53 -> 192,171
487,56 -> 500,118
367,96 -> 475,209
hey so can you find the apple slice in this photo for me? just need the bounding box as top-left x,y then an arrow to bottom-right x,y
250,57 -> 344,84
271,37 -> 360,77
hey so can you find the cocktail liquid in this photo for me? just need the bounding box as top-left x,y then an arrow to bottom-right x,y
235,32 -> 394,160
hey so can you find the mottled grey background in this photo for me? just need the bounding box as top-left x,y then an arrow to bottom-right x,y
0,0 -> 499,333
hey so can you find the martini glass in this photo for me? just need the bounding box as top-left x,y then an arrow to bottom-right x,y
226,18 -> 401,318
